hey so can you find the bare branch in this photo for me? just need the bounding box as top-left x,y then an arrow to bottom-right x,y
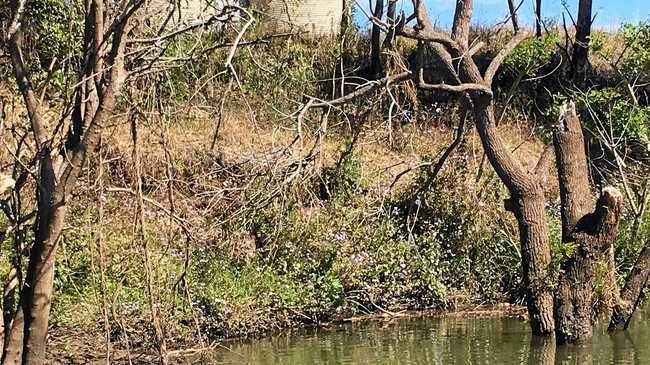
7,0 -> 49,149
484,31 -> 529,85
418,69 -> 492,95
452,0 -> 473,48
309,71 -> 413,108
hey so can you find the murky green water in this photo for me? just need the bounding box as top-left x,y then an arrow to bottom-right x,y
207,309 -> 650,364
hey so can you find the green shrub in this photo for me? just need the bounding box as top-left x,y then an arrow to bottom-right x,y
24,0 -> 83,68
546,88 -> 650,151
505,33 -> 559,76
390,159 -> 523,302
619,22 -> 650,80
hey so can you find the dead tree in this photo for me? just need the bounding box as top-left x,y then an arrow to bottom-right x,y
506,0 -> 520,33
535,0 -> 542,37
571,0 -> 593,78
383,0 -> 398,49
370,0 -> 385,77
2,1 -> 239,363
303,0 -> 648,344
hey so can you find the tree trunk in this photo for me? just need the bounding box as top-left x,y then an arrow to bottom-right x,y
17,153 -> 67,364
340,0 -> 350,35
20,206 -> 66,364
507,190 -> 555,335
2,308 -> 23,365
471,95 -> 555,336
535,0 -> 542,37
506,0 -> 520,33
370,0 -> 384,77
383,0 -> 397,49
553,103 -> 592,244
571,0 -> 592,78
554,188 -> 623,343
452,0 -> 472,48
552,103 -> 624,343
609,240 -> 650,331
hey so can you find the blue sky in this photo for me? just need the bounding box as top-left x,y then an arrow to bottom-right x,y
356,0 -> 649,30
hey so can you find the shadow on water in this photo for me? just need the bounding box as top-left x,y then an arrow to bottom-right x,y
199,307 -> 650,364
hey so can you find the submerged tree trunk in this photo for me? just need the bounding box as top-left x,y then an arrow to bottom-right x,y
528,336 -> 556,365
471,95 -> 555,336
552,103 -> 623,343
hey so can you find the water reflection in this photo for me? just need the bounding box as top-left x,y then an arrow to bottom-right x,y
204,308 -> 649,364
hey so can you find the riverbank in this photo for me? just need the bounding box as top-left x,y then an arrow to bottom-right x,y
49,304 -> 530,364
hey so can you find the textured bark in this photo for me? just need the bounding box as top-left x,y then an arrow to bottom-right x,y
571,0 -> 592,77
509,189 -> 555,336
553,103 -> 624,344
472,96 -> 554,336
554,188 -> 623,343
609,240 -> 650,331
452,0 -> 472,48
553,103 -> 592,243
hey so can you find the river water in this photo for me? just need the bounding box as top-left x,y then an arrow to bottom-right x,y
207,309 -> 649,364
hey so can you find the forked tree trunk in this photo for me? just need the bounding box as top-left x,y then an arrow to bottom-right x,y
552,103 -> 623,343
4,0 -> 131,360
450,0 -> 555,334
471,95 -> 555,335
